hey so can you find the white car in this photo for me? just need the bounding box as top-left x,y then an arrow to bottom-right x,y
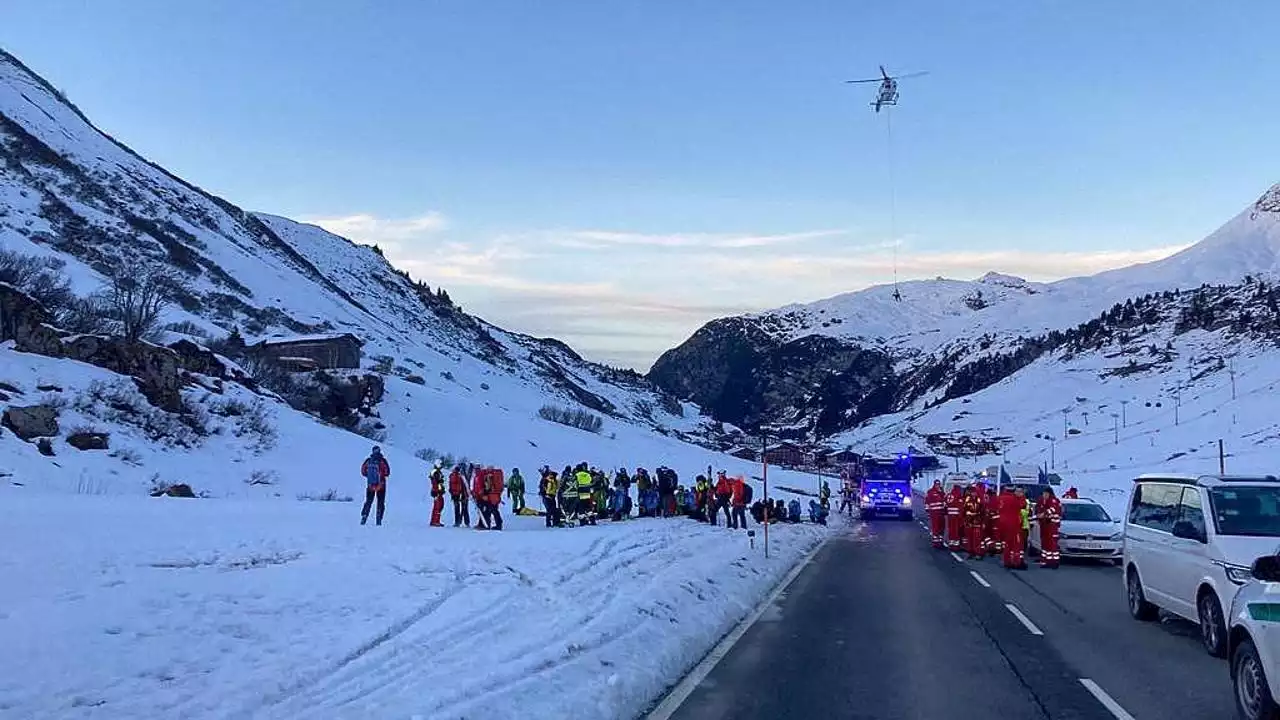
1030,497 -> 1122,563
1123,474 -> 1280,658
1229,554 -> 1280,720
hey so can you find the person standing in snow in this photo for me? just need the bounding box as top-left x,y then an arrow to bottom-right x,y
507,467 -> 526,513
539,467 -> 560,527
729,475 -> 749,529
360,446 -> 390,526
429,460 -> 446,527
483,468 -> 504,530
448,464 -> 470,527
472,468 -> 490,529
712,471 -> 733,526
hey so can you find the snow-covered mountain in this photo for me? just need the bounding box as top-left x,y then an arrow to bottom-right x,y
650,183 -> 1280,441
0,47 -> 750,498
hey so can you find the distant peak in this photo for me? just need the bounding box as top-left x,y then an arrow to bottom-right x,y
977,271 -> 1027,286
1254,183 -> 1280,215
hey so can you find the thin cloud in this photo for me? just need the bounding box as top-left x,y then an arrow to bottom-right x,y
303,212 -> 449,247
552,228 -> 850,250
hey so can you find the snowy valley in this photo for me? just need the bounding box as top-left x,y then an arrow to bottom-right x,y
0,48 -> 827,720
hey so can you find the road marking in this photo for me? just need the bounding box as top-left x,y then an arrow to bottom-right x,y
1005,603 -> 1044,635
645,537 -> 828,720
950,552 -> 964,563
969,570 -> 991,588
1079,678 -> 1136,720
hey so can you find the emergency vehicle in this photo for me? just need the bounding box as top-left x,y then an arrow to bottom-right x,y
855,454 -> 915,520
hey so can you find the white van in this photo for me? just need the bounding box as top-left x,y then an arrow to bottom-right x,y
1123,474 -> 1280,658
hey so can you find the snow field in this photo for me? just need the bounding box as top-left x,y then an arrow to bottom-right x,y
0,494 -> 828,720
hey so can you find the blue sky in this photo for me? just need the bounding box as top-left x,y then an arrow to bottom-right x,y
3,1 -> 1277,369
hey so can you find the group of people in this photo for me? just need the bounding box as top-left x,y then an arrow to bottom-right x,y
922,479 -> 1067,569
357,446 -> 832,531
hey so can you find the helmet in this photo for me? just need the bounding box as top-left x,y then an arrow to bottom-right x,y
434,459 -> 442,468
372,446 -> 381,454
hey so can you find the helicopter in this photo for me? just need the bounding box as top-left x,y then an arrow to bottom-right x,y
845,65 -> 928,112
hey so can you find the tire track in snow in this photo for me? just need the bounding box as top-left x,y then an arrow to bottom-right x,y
234,575 -> 466,719
259,527 -> 679,719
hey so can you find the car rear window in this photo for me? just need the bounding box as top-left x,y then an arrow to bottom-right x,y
1063,503 -> 1111,522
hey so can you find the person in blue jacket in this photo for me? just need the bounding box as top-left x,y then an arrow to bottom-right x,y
788,499 -> 802,523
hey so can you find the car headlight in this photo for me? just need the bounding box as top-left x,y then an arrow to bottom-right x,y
902,497 -> 911,505
861,496 -> 870,503
1220,562 -> 1252,585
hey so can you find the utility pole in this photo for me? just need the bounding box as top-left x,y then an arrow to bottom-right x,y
1229,360 -> 1237,400
1120,399 -> 1129,428
761,433 -> 769,558
1050,436 -> 1055,469
1111,413 -> 1119,444
1174,387 -> 1181,425
1219,439 -> 1225,474
1062,408 -> 1069,437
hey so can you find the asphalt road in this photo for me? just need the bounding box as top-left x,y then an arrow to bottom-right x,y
657,510 -> 1236,720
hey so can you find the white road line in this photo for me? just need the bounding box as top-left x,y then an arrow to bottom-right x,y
1079,678 -> 1136,720
969,570 -> 991,588
645,537 -> 828,720
1005,603 -> 1044,635
950,551 -> 965,563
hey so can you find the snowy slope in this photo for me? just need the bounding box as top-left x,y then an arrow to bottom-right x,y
651,184 -> 1280,438
0,47 -> 714,447
842,284 -> 1280,517
0,493 -> 826,719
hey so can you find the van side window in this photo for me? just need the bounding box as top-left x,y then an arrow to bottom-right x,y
1177,488 -> 1206,537
1129,482 -> 1180,532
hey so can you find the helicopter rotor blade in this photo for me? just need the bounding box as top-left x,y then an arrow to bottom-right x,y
845,78 -> 883,83
880,65 -> 889,79
888,71 -> 930,80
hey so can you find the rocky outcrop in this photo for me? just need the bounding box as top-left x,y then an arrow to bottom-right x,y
63,336 -> 182,411
0,282 -> 66,355
2,403 -> 59,439
649,317 -> 899,438
67,431 -> 109,450
283,370 -> 385,429
168,339 -> 254,388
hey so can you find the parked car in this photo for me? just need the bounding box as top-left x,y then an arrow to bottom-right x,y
1228,554 -> 1280,720
1030,497 -> 1122,563
1123,473 -> 1280,658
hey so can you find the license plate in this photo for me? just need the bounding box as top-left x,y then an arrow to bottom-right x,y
1075,542 -> 1104,549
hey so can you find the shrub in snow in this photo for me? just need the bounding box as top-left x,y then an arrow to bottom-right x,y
414,447 -> 438,462
148,474 -> 195,498
162,320 -> 208,338
537,404 -> 604,433
245,469 -> 279,486
214,397 -> 277,452
109,446 -> 142,465
297,489 -> 352,502
0,248 -> 73,317
370,355 -> 394,374
74,380 -> 200,447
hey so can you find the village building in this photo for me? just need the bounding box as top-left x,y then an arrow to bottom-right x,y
251,333 -> 363,370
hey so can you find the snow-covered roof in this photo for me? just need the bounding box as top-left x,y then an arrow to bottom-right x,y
257,333 -> 363,347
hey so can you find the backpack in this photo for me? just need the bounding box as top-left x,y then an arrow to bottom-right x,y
742,482 -> 753,504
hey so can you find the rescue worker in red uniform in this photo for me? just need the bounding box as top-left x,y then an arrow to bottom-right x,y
924,480 -> 946,548
1037,487 -> 1063,568
944,484 -> 965,551
963,485 -> 986,559
1063,486 -> 1079,499
428,461 -> 445,527
1000,486 -> 1029,569
986,483 -> 1003,556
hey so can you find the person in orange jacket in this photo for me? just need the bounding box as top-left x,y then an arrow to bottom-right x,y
448,465 -> 470,527
729,476 -> 749,529
944,484 -> 965,551
963,484 -> 987,559
1037,487 -> 1063,569
481,467 -> 504,531
987,484 -> 1005,556
1000,486 -> 1029,570
471,466 -> 490,529
711,471 -> 733,526
360,446 -> 390,526
428,460 -> 446,527
924,480 -> 946,548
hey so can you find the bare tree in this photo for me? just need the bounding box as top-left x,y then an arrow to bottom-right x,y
0,249 -> 73,313
107,268 -> 174,342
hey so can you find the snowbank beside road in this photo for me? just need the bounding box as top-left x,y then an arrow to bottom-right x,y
0,495 -> 827,720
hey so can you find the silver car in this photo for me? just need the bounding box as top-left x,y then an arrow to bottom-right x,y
1030,497 -> 1122,563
